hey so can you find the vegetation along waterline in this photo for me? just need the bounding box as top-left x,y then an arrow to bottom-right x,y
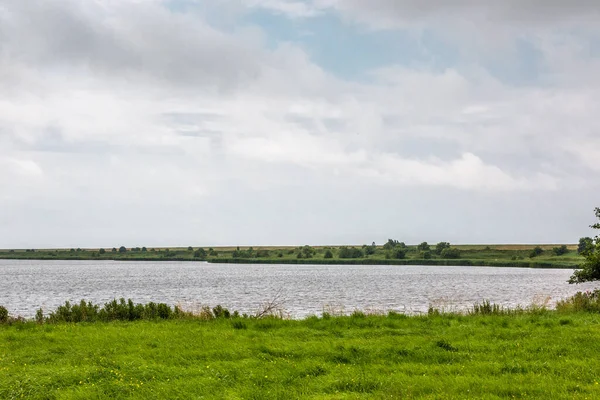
0,242 -> 589,268
2,294 -> 600,399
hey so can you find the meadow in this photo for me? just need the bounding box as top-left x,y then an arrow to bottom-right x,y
0,243 -> 584,268
2,296 -> 600,399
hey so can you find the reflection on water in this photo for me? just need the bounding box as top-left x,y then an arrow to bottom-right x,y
0,260 -> 595,318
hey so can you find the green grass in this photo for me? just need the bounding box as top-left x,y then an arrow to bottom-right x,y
0,244 -> 585,268
2,312 -> 600,399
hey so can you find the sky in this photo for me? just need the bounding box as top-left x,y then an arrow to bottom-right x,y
1,0 -> 600,248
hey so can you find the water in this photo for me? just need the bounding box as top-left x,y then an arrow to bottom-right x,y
0,259 -> 596,318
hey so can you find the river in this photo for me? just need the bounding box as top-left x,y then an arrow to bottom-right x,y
0,259 -> 595,318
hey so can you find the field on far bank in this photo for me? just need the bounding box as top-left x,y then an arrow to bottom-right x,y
0,243 -> 584,268
2,312 -> 600,399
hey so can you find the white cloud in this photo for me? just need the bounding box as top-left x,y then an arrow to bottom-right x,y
0,0 -> 599,246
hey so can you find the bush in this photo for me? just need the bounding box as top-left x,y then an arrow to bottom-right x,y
529,246 -> 544,258
212,305 -> 231,319
338,247 -> 364,259
99,248 -> 106,254
36,308 -> 44,324
552,245 -> 569,256
187,246 -> 194,251
256,250 -> 270,258
421,251 -> 432,259
324,250 -> 333,259
391,248 -> 406,260
578,237 -> 594,255
363,242 -> 377,256
194,248 -> 207,259
112,248 -> 117,253
417,242 -> 430,252
119,246 -> 127,253
435,242 -> 451,255
440,248 -> 461,259
0,306 -> 8,323
556,290 -> 600,313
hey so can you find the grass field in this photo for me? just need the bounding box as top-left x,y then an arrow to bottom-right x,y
2,311 -> 600,399
0,244 -> 585,268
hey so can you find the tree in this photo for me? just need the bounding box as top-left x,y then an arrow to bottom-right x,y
112,248 -> 117,253
324,250 -> 333,259
435,242 -> 451,255
142,247 -> 147,252
570,208 -> 600,283
119,246 -> 127,253
417,242 -> 430,252
578,237 -> 594,255
301,245 -> 315,259
194,248 -> 207,259
187,246 -> 194,252
99,248 -> 106,255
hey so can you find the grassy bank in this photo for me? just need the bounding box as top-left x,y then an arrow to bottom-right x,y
0,243 -> 584,268
2,309 -> 600,399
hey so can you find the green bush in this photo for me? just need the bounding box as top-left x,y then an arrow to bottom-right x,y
435,242 -> 451,255
529,246 -> 544,258
440,248 -> 461,259
417,242 -> 430,252
0,306 -> 8,323
556,290 -> 600,313
324,250 -> 333,259
391,248 -> 406,260
552,245 -> 569,256
338,247 -> 364,259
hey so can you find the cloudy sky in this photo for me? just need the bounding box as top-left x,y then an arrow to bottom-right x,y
1,0 -> 599,248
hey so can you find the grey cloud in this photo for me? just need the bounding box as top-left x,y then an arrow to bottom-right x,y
1,0 -> 263,91
333,0 -> 600,27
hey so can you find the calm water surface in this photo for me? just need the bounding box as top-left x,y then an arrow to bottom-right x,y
0,260 -> 595,318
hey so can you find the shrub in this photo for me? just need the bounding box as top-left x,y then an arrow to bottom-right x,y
578,237 -> 594,255
391,248 -> 406,260
112,248 -> 117,253
421,251 -> 432,259
417,242 -> 430,252
187,246 -> 194,251
277,252 -> 284,258
440,248 -> 461,259
338,247 -> 364,259
529,246 -> 544,258
142,247 -> 147,252
556,290 -> 600,313
0,306 -> 8,323
256,250 -> 270,258
552,245 -> 569,256
435,242 -> 451,255
35,308 -> 44,324
119,246 -> 127,253
363,242 -> 377,256
99,248 -> 106,254
232,320 -> 247,330
470,300 -> 503,315
212,305 -> 231,319
301,245 -> 315,258
324,250 -> 333,259
194,248 -> 207,259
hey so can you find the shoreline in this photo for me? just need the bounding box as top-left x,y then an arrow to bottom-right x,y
0,255 -> 580,268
